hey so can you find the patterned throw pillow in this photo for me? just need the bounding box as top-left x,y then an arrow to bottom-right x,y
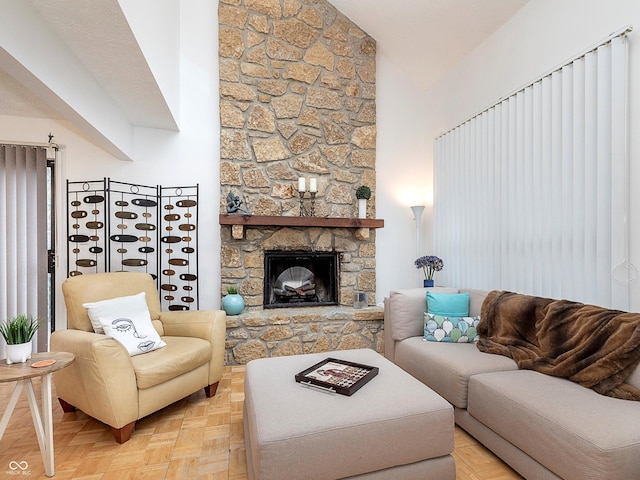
424,313 -> 480,343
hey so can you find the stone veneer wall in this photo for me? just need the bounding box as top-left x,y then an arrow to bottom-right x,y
219,0 -> 381,365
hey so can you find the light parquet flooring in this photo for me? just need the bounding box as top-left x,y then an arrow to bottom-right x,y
0,366 -> 522,480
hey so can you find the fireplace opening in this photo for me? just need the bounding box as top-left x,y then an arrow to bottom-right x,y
264,251 -> 339,308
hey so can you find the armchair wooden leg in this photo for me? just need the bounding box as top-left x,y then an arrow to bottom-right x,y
58,398 -> 77,412
112,422 -> 136,444
204,382 -> 219,398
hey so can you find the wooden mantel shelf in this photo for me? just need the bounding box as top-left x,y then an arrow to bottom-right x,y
220,214 -> 383,240
219,214 -> 384,229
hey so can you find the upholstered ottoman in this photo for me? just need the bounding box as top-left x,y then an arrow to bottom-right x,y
244,348 -> 455,480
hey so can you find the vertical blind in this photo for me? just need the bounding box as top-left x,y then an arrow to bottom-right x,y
0,144 -> 49,357
434,31 -> 632,309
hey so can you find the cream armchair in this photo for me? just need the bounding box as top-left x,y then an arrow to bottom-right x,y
50,272 -> 226,443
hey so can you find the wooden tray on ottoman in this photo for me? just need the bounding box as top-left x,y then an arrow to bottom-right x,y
295,357 -> 379,396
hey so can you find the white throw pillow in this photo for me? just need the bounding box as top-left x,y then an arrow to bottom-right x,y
83,292 -> 166,356
84,291 -> 148,334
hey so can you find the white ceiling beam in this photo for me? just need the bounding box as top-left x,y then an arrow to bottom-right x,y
0,0 -> 134,160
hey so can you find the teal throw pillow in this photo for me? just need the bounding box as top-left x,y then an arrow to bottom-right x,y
424,313 -> 480,343
426,291 -> 470,317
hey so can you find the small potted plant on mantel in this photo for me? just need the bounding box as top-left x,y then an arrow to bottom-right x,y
356,185 -> 371,219
0,314 -> 41,364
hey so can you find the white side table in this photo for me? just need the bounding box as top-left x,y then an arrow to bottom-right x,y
0,351 -> 75,477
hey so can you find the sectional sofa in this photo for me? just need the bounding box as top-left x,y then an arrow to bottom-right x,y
384,287 -> 640,480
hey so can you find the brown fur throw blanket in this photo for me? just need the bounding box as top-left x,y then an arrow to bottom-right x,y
477,290 -> 640,401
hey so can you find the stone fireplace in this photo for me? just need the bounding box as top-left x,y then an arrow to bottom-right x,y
219,0 -> 383,365
220,222 -> 383,364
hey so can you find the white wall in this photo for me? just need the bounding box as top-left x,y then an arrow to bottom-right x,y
0,0 -> 220,330
375,55 -> 433,301
421,0 -> 640,309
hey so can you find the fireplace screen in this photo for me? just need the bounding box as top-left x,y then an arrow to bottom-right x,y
264,251 -> 339,308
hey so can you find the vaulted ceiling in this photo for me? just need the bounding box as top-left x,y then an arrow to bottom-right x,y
328,0 -> 528,90
0,0 -> 176,127
0,0 -> 528,154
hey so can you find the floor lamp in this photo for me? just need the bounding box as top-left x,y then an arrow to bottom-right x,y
411,205 -> 425,285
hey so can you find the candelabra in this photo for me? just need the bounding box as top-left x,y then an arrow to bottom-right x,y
297,177 -> 317,216
298,191 -> 317,217
299,191 -> 306,216
310,192 -> 316,216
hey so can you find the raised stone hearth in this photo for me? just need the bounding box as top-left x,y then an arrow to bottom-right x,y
226,305 -> 383,364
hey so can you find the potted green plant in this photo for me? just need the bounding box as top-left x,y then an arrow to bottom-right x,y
0,314 -> 41,364
222,286 -> 245,316
355,186 -> 371,219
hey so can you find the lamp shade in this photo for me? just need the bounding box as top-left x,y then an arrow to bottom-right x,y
410,205 -> 425,222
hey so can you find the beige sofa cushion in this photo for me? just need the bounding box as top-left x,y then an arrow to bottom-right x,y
395,338 -> 517,408
468,370 -> 640,480
132,336 -> 211,389
388,287 -> 458,342
463,289 -> 487,318
386,287 -> 488,343
625,363 -> 640,390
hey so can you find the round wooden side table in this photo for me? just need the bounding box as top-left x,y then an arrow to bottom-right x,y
0,351 -> 75,477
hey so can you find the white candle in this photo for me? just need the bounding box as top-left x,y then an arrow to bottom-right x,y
298,177 -> 306,192
309,178 -> 317,193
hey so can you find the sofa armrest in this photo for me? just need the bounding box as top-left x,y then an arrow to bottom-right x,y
159,309 -> 226,385
383,297 -> 396,361
50,329 -> 138,429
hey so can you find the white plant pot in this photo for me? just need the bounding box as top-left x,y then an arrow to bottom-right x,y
6,341 -> 32,364
358,198 -> 367,219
